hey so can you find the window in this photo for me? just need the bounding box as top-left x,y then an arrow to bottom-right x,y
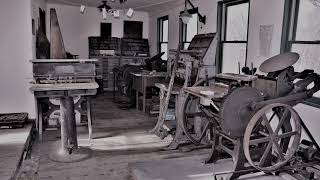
180,9 -> 198,50
217,0 -> 250,73
158,16 -> 169,60
281,0 -> 320,103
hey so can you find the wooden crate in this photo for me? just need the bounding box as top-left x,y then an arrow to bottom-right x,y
0,113 -> 28,128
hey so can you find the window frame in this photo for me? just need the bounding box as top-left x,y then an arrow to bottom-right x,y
216,0 -> 250,73
157,15 -> 169,60
179,8 -> 199,49
281,0 -> 320,108
281,0 -> 320,53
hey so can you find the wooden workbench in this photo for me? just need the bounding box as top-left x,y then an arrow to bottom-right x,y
131,71 -> 167,112
183,83 -> 230,100
30,82 -> 98,140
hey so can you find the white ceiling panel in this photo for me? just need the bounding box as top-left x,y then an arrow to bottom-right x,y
47,0 -> 185,12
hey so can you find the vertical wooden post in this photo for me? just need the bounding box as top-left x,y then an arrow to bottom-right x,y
87,97 -> 92,140
136,91 -> 139,111
142,77 -> 147,113
60,96 -> 78,153
38,100 -> 43,141
49,95 -> 92,162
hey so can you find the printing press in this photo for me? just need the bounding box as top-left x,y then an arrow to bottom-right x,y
179,52 -> 320,179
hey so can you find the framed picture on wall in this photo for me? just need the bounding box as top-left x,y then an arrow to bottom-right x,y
123,21 -> 143,39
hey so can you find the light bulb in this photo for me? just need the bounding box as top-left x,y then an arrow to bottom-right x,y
80,5 -> 85,14
126,8 -> 134,18
102,8 -> 107,19
179,8 -> 192,24
113,10 -> 120,18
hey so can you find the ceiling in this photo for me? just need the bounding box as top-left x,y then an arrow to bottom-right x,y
47,0 -> 185,12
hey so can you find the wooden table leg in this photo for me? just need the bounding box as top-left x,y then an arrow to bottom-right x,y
49,95 -> 92,162
113,72 -> 116,101
60,96 -> 78,150
142,77 -> 147,113
38,100 -> 43,141
167,92 -> 189,149
136,91 -> 139,111
87,97 -> 92,140
142,89 -> 146,113
34,98 -> 38,131
34,97 -> 41,141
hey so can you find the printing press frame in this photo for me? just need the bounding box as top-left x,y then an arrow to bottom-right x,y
179,52 -> 320,179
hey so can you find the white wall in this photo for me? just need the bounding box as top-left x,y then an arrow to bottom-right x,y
148,0 -> 218,56
46,3 -> 150,58
0,0 -> 36,117
246,0 -> 285,70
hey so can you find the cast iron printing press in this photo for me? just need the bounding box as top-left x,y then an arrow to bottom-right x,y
178,52 -> 320,179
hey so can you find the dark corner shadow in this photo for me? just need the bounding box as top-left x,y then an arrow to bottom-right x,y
91,131 -> 122,139
87,145 -> 181,157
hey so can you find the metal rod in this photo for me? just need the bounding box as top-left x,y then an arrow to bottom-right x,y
213,161 -> 320,177
251,92 -> 309,110
186,0 -> 206,24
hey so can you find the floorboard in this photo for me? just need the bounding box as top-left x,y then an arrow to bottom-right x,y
0,124 -> 33,180
32,93 -> 210,180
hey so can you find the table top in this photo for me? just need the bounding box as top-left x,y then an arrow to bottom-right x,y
30,59 -> 98,63
30,82 -> 99,92
131,71 -> 168,78
183,83 -> 229,99
215,73 -> 258,82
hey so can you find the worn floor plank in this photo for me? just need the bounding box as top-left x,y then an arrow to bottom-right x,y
32,93 -> 210,180
0,124 -> 33,180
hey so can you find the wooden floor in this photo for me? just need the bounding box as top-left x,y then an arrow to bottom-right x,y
0,124 -> 33,180
31,93 -> 210,180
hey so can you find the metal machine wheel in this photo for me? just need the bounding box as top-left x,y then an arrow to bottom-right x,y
220,87 -> 264,139
181,93 -> 212,145
243,103 -> 302,172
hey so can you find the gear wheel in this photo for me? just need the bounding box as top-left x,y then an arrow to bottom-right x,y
220,87 -> 263,138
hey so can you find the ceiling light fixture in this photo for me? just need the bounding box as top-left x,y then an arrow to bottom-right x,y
179,0 -> 206,25
102,8 -> 107,19
80,4 -> 86,14
180,7 -> 192,24
126,8 -> 134,18
310,0 -> 320,7
113,10 -> 120,18
97,0 -> 129,20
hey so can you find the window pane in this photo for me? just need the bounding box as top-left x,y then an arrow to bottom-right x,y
184,43 -> 190,50
162,19 -> 168,42
161,43 -> 168,60
226,3 -> 249,41
295,0 -> 320,41
222,43 -> 247,73
292,44 -> 320,97
186,14 -> 198,42
292,44 -> 320,74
